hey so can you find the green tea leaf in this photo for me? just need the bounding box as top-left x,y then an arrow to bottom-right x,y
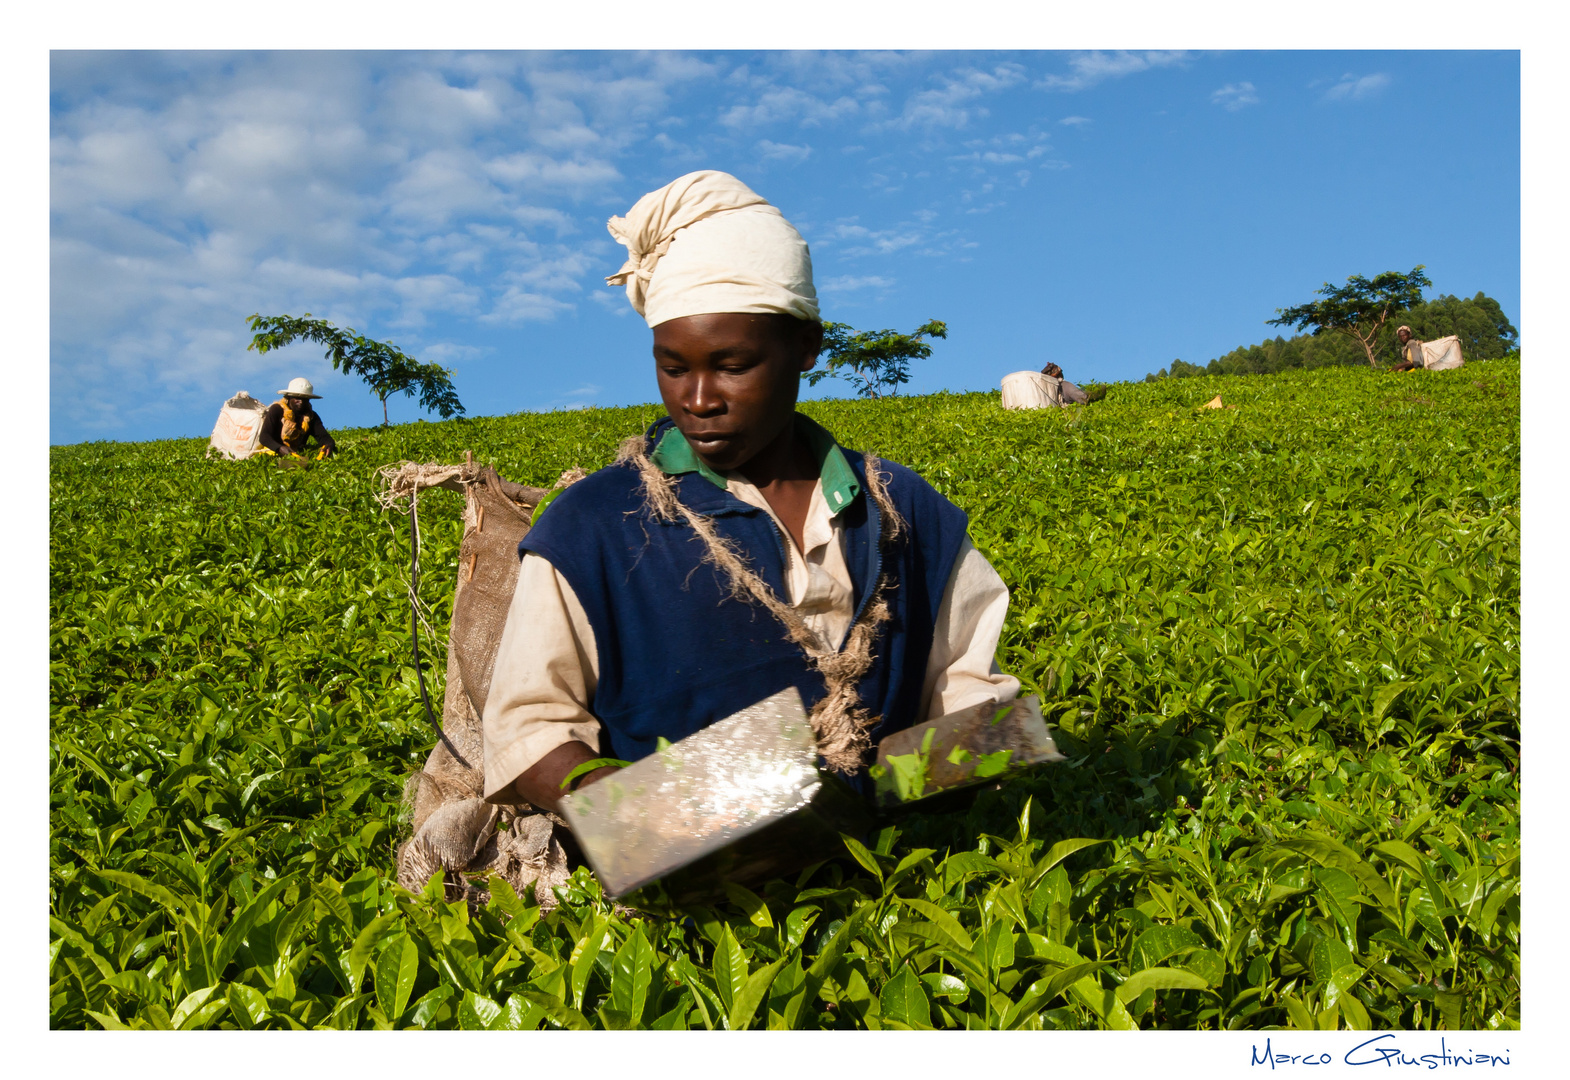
712,924 -> 748,1017
783,904 -> 870,1029
840,833 -> 884,884
609,926 -> 653,1027
1028,838 -> 1106,886
722,881 -> 774,929
94,869 -> 187,919
878,967 -> 931,1030
458,991 -> 502,1030
898,897 -> 974,951
226,982 -> 268,1029
408,985 -> 453,1028
375,934 -> 419,1023
1372,681 -> 1414,721
558,758 -> 633,790
343,912 -> 399,993
1115,966 -> 1211,1003
313,878 -> 353,932
1130,925 -> 1206,973
728,956 -> 786,1031
170,986 -> 223,1030
213,872 -> 296,976
518,990 -> 591,1030
568,915 -> 608,1012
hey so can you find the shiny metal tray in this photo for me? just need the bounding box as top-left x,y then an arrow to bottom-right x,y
558,688 -> 868,899
870,695 -> 1064,808
558,689 -> 1061,899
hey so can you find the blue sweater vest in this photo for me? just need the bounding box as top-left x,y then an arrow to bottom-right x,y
519,419 -> 971,787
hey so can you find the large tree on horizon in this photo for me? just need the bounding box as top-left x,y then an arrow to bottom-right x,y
803,319 -> 948,399
246,313 -> 465,426
1267,267 -> 1432,369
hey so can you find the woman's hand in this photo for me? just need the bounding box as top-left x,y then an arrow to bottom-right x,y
506,740 -> 622,814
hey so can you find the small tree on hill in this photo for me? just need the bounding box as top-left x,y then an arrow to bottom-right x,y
246,313 -> 465,425
1267,267 -> 1432,368
803,319 -> 948,399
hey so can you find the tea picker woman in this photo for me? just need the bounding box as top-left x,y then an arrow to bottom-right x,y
258,377 -> 338,459
481,169 -> 1020,816
1390,325 -> 1424,372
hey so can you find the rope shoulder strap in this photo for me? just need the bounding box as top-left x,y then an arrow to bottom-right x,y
614,432 -> 907,775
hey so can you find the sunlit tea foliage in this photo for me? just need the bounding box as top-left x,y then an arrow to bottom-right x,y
50,357 -> 1520,1030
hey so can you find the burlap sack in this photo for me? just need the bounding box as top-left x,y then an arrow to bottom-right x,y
379,457 -> 585,910
1422,334 -> 1465,371
206,391 -> 268,459
1001,370 -> 1063,410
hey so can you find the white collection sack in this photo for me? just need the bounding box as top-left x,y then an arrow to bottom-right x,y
1421,335 -> 1465,371
207,391 -> 268,459
1001,371 -> 1062,410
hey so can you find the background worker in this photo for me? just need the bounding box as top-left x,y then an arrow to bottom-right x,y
1391,325 -> 1424,372
482,170 -> 1019,815
258,377 -> 337,458
1039,362 -> 1102,405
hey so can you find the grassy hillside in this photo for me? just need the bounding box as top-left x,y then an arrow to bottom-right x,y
49,358 -> 1520,1030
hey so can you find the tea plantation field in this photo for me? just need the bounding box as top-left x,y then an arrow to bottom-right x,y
49,358 -> 1520,1030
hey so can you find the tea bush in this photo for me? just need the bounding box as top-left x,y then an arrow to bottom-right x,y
49,358 -> 1520,1030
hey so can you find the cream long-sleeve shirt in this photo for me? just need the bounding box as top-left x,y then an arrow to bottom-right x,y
481,471 -> 1018,800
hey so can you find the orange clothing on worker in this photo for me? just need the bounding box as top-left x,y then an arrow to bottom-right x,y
257,377 -> 337,458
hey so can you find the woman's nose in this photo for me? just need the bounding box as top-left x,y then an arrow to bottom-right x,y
685,373 -> 724,417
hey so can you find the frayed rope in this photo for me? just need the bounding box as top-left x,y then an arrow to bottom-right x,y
614,434 -> 906,774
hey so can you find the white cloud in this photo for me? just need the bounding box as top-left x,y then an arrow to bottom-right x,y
480,287 -> 576,325
886,64 -> 1028,130
819,215 -> 967,261
830,222 -> 925,255
720,87 -> 863,130
48,51 -> 709,438
484,152 -> 622,190
544,383 -> 606,410
1211,82 -> 1261,112
420,342 -> 486,368
1323,73 -> 1392,102
590,289 -> 634,317
757,140 -> 813,164
1059,115 -> 1092,126
718,51 -> 916,132
820,274 -> 895,292
1037,51 -> 1189,92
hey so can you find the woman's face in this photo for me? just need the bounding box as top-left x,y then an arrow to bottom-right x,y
1397,329 -> 1411,344
651,313 -> 821,472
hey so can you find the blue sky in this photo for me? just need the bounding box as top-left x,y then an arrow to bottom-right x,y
49,50 -> 1520,444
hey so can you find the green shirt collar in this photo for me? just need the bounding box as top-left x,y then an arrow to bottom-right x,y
650,413 -> 862,515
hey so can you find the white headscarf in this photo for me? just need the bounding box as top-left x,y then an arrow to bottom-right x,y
605,170 -> 820,328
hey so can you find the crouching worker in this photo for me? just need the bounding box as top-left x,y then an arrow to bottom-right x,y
257,378 -> 337,459
1040,362 -> 1104,405
1390,326 -> 1423,373
482,170 -> 1019,817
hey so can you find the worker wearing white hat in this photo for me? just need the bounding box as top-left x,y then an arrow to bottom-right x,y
258,378 -> 337,458
279,377 -> 322,399
483,170 -> 1017,814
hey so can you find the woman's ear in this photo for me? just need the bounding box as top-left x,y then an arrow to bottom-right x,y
799,320 -> 824,373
